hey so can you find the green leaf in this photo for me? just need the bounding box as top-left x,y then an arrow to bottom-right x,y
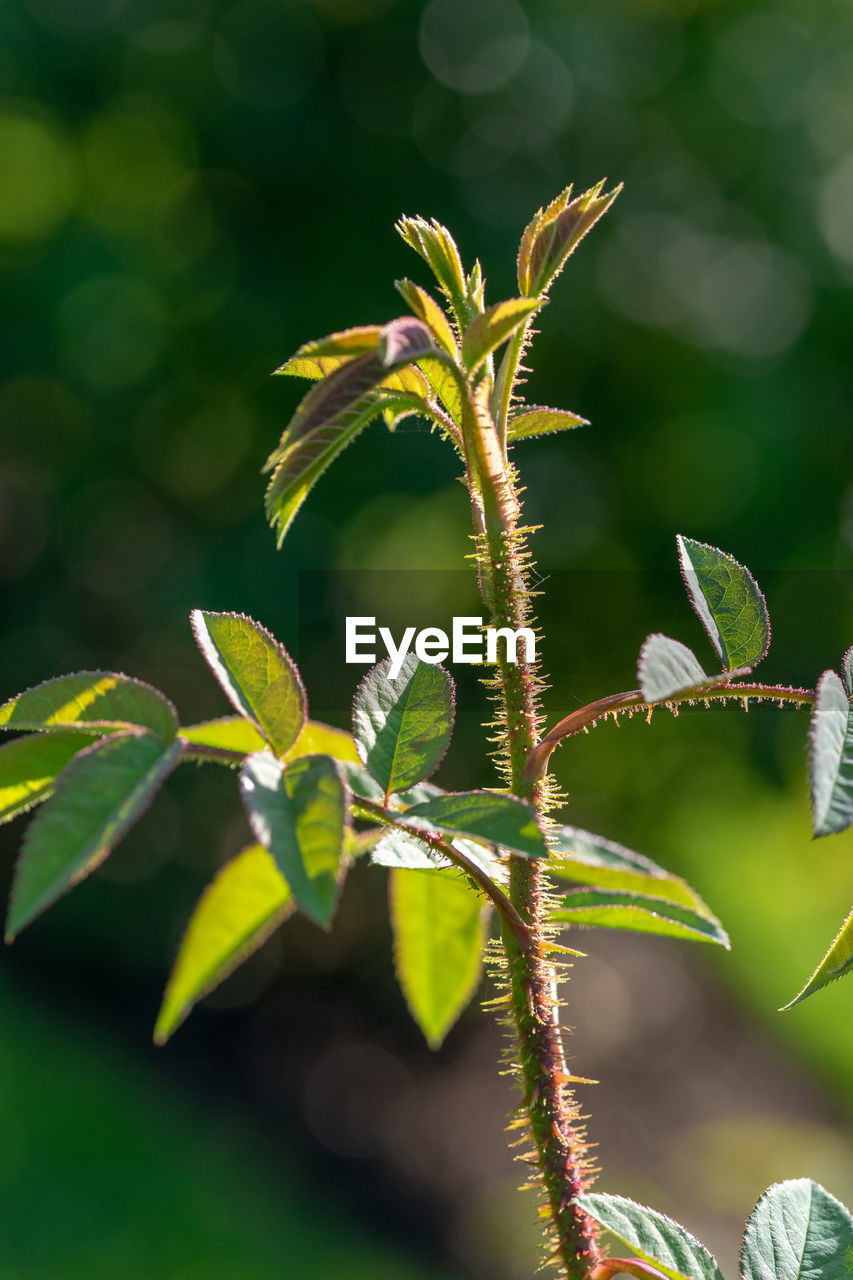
808,670 -> 853,837
395,215 -> 469,323
552,887 -> 729,948
352,654 -> 455,798
191,610 -> 306,759
677,536 -> 770,671
461,297 -> 543,374
404,790 -> 547,860
154,842 -> 294,1044
740,1179 -> 853,1280
417,354 -> 463,425
7,731 -> 182,939
843,645 -> 853,697
264,395 -> 381,547
274,325 -> 383,379
0,731 -> 96,824
240,751 -> 348,928
517,181 -> 621,297
578,1193 -> 723,1280
548,826 -> 714,913
283,720 -> 359,765
372,827 -> 508,883
182,717 -> 267,756
0,671 -> 178,743
390,866 -> 486,1048
395,279 -> 457,355
377,316 -> 435,367
507,406 -> 587,441
638,634 -> 708,703
782,907 -> 853,1009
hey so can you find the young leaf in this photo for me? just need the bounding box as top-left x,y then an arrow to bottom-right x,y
638,634 -> 708,703
552,887 -> 729,947
740,1179 -> 853,1280
808,669 -> 853,837
283,720 -> 359,765
461,297 -> 544,374
390,866 -> 487,1048
191,611 -> 306,759
781,906 -> 853,1010
6,731 -> 182,939
182,717 -> 267,756
0,672 -> 178,743
548,826 -> 714,913
240,751 -> 348,928
266,352 -> 388,463
352,654 -> 455,797
395,278 -> 457,355
404,790 -> 547,860
275,325 -> 383,379
578,1193 -> 724,1280
372,827 -> 508,883
377,316 -> 435,367
154,843 -> 294,1044
264,395 -> 381,547
0,731 -> 96,824
395,216 -> 469,323
517,181 -> 621,297
417,355 -> 463,425
677,536 -> 770,671
507,406 -> 587,441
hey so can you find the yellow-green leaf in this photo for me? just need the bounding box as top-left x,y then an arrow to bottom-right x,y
154,843 -> 294,1044
507,406 -> 587,441
390,867 -> 486,1048
781,906 -> 853,1009
0,731 -> 96,824
0,671 -> 178,743
461,297 -> 543,374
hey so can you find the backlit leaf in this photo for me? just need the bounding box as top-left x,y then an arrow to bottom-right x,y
404,790 -> 547,860
740,1179 -> 853,1280
638,634 -> 708,703
507,406 -> 587,441
517,181 -> 621,297
808,669 -> 853,837
240,751 -> 348,928
0,671 -> 178,743
378,316 -> 435,367
154,843 -> 294,1044
677,536 -> 770,671
182,717 -> 267,756
552,887 -> 729,948
843,645 -> 853,697
0,732 -> 96,824
191,611 -> 306,758
578,1193 -> 723,1280
417,355 -> 463,425
781,907 -> 853,1009
274,325 -> 382,379
283,721 -> 359,765
372,827 -> 508,883
7,732 -> 182,939
390,866 -> 487,1047
396,216 -> 468,322
395,278 -> 457,355
548,826 -> 714,913
352,654 -> 455,797
461,297 -> 543,374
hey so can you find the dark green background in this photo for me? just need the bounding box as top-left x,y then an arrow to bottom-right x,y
1,0 -> 853,1275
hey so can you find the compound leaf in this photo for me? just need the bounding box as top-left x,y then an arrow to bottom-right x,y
507,406 -> 587,441
404,790 -> 547,860
7,732 -> 182,939
352,655 -> 455,797
638,634 -> 708,703
191,611 -> 306,759
461,297 -> 543,373
782,907 -> 853,1009
578,1193 -> 723,1280
0,731 -> 96,824
740,1179 -> 853,1280
677,536 -> 770,671
240,751 -> 348,928
548,826 -> 713,913
808,669 -> 853,838
552,887 -> 729,948
0,672 -> 178,743
390,866 -> 486,1048
154,842 -> 294,1044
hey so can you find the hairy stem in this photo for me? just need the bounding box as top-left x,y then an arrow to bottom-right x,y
462,382 -> 599,1278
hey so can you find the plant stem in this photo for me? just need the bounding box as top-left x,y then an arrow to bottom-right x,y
461,382 -> 600,1278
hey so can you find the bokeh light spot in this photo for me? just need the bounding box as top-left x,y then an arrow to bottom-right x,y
0,110 -> 77,243
419,0 -> 529,95
56,276 -> 167,389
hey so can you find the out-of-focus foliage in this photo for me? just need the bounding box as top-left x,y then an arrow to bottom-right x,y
2,0 -> 853,1276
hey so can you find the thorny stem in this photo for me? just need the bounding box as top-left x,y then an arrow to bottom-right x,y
525,682 -> 816,783
461,378 -> 600,1278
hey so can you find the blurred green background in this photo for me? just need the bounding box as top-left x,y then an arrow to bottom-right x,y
2,0 -> 853,1275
